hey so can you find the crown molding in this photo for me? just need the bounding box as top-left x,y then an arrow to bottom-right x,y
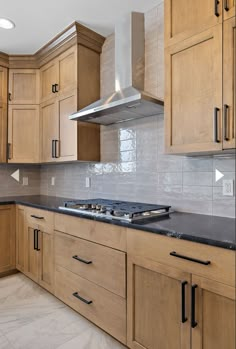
0,22 -> 105,69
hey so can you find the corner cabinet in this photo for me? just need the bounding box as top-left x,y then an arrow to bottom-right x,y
0,205 -> 16,275
165,0 -> 235,155
0,66 -> 8,163
40,41 -> 103,163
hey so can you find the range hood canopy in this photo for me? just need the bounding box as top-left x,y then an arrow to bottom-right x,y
70,12 -> 164,125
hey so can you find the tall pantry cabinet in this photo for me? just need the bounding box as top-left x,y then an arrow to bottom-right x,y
165,0 -> 235,154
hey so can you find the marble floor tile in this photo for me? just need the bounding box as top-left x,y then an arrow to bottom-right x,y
0,274 -> 126,349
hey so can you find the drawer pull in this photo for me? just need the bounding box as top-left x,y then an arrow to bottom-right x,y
191,284 -> 198,328
181,281 -> 188,323
170,251 -> 211,265
72,292 -> 93,305
224,0 -> 229,10
30,215 -> 44,220
72,255 -> 92,264
214,0 -> 220,16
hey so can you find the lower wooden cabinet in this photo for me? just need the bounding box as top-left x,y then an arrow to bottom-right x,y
0,205 -> 16,274
16,206 -> 54,293
127,255 -> 191,349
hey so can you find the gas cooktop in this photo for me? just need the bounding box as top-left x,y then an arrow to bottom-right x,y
59,199 -> 171,223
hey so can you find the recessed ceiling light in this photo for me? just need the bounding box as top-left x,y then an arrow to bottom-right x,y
0,18 -> 15,30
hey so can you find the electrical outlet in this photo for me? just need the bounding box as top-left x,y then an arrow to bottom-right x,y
22,177 -> 28,186
223,179 -> 234,196
85,177 -> 91,188
51,177 -> 55,186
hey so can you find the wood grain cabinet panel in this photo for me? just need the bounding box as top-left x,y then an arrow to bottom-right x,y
0,104 -> 7,163
8,105 -> 40,163
165,25 -> 223,154
58,46 -> 77,97
40,60 -> 59,103
165,0 -> 223,46
192,276 -> 236,349
8,69 -> 39,104
127,255 -> 191,349
223,16 -> 236,149
16,205 -> 26,272
0,205 -> 16,275
0,66 -> 8,106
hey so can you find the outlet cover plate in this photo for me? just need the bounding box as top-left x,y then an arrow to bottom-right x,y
223,179 -> 234,196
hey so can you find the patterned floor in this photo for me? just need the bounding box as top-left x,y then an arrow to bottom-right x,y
0,273 -> 126,349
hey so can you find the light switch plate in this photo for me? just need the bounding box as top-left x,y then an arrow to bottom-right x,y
51,177 -> 55,186
223,179 -> 234,196
85,177 -> 91,188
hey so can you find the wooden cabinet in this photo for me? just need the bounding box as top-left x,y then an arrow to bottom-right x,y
165,0 -> 223,46
8,69 -> 39,104
8,105 -> 40,163
0,66 -> 7,163
127,255 -> 191,349
165,25 -> 223,154
223,16 -> 236,149
0,205 -> 15,275
40,44 -> 101,163
127,229 -> 236,349
192,275 -> 235,349
23,208 -> 54,293
16,205 -> 26,272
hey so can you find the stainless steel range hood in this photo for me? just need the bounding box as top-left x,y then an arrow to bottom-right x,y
69,12 -> 164,125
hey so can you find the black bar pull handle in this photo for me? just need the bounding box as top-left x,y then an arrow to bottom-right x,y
8,92 -> 12,101
191,284 -> 198,328
52,84 -> 56,93
214,107 -> 221,143
224,0 -> 229,10
33,229 -> 37,250
52,140 -> 55,158
72,255 -> 92,265
55,84 -> 59,93
7,143 -> 12,160
224,104 -> 230,141
55,140 -> 60,158
214,0 -> 220,16
170,251 -> 211,265
36,229 -> 40,251
181,281 -> 188,323
72,292 -> 93,305
30,214 -> 44,220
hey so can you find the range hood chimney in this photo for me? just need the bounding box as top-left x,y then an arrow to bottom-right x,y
69,12 -> 164,125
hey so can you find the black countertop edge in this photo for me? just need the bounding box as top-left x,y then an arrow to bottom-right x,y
0,196 -> 235,251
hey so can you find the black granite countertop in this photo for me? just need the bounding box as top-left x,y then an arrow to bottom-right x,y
0,195 -> 235,250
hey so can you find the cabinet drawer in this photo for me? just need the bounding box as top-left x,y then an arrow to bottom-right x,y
25,207 -> 54,232
127,229 -> 235,287
54,231 -> 126,298
55,213 -> 127,251
55,265 -> 126,344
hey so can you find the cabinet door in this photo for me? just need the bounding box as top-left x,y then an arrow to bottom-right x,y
38,229 -> 54,293
16,206 -> 25,272
0,104 -> 7,163
58,91 -> 78,161
40,99 -> 59,162
165,25 -> 223,154
223,0 -> 235,20
0,206 -> 16,274
58,46 -> 77,97
223,17 -> 236,149
8,69 -> 39,104
8,105 -> 40,163
127,255 -> 191,349
24,224 -> 39,283
192,275 -> 235,349
165,0 -> 223,46
0,66 -> 7,106
40,60 -> 58,103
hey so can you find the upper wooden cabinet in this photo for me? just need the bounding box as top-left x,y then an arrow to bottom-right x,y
0,66 -> 7,106
165,25 -> 223,154
40,46 -> 77,103
223,16 -> 236,149
0,205 -> 16,275
8,69 -> 39,104
8,105 -> 40,163
165,0 -> 223,46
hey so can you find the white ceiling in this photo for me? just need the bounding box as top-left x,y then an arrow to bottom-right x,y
0,0 -> 160,54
